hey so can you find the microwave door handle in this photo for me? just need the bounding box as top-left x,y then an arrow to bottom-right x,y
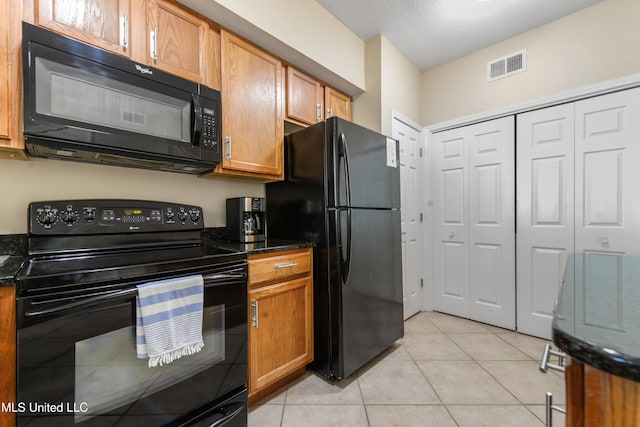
191,94 -> 203,146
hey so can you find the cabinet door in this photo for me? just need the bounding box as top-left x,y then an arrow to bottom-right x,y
37,0 -> 132,57
286,66 -> 323,126
0,286 -> 16,427
248,277 -> 313,393
147,0 -> 210,84
0,0 -> 27,158
325,86 -> 352,121
220,31 -> 283,177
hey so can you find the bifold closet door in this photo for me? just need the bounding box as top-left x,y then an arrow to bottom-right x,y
432,117 -> 515,329
432,127 -> 469,318
516,104 -> 575,339
574,87 -> 640,340
517,87 -> 640,339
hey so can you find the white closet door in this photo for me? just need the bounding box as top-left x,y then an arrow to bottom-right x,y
468,117 -> 516,329
574,87 -> 640,340
432,117 -> 516,327
432,127 -> 469,318
516,104 -> 575,339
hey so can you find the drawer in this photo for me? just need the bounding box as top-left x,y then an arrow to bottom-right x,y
249,248 -> 312,285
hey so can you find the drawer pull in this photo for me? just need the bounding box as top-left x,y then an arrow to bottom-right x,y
274,262 -> 297,269
540,344 -> 567,373
545,392 -> 566,426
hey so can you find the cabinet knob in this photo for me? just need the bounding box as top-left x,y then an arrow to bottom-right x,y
448,232 -> 455,239
599,236 -> 609,245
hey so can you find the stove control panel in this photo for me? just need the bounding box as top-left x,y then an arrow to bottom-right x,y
29,200 -> 204,235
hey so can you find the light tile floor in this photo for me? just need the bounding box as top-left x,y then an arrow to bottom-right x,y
248,311 -> 566,427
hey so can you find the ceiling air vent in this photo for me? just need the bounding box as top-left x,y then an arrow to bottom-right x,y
487,49 -> 526,81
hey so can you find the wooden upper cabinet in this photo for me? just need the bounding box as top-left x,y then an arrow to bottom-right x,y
286,66 -> 323,126
34,0 -> 217,87
215,30 -> 283,179
147,0 -> 211,85
325,86 -> 352,121
36,0 -> 133,58
0,0 -> 27,159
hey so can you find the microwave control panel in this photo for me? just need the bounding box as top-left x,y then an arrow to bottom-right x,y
199,89 -> 220,155
201,106 -> 218,152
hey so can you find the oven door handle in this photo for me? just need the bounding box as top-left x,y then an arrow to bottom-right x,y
25,287 -> 138,318
25,271 -> 247,318
208,401 -> 245,427
203,272 -> 247,284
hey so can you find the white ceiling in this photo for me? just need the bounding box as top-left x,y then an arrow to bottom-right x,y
316,0 -> 603,72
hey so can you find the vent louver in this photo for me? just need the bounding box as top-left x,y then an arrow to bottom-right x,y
487,49 -> 526,81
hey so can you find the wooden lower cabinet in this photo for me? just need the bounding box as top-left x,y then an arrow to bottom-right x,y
247,248 -> 313,404
0,286 -> 16,427
566,359 -> 640,426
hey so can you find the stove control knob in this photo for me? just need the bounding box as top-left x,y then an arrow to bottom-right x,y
189,209 -> 201,223
165,209 -> 175,222
61,207 -> 78,224
83,209 -> 96,222
37,209 -> 58,226
177,209 -> 189,224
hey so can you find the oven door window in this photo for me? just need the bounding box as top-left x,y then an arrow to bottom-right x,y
75,305 -> 224,423
17,281 -> 247,426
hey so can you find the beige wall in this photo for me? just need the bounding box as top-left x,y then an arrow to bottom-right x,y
422,0 -> 640,126
354,35 -> 423,134
0,159 -> 263,234
353,36 -> 383,132
380,36 -> 423,135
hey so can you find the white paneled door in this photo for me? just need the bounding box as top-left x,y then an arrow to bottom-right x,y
394,116 -> 422,320
516,104 -> 575,339
573,88 -> 640,340
432,117 -> 515,329
517,87 -> 640,339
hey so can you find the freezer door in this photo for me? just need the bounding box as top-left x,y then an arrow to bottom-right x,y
328,117 -> 401,209
330,207 -> 404,379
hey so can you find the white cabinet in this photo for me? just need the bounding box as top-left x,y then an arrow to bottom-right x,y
432,116 -> 516,329
516,87 -> 640,339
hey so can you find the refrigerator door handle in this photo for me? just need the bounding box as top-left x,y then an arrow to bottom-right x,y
338,132 -> 353,207
344,208 -> 352,284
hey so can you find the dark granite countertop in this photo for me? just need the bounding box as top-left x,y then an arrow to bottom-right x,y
0,234 -> 26,287
552,253 -> 640,382
0,230 -> 312,287
203,228 -> 314,255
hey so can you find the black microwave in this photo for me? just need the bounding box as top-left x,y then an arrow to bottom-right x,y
22,22 -> 221,174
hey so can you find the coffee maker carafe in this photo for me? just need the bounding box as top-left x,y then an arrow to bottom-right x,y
226,197 -> 266,242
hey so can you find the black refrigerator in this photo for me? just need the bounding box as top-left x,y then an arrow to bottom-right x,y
266,117 -> 404,381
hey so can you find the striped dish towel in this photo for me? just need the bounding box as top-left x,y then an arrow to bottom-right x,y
136,275 -> 205,367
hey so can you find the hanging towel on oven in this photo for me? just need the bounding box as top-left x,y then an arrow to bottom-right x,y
136,274 -> 205,367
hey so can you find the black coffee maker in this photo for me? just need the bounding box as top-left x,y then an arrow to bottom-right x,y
226,197 -> 266,242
